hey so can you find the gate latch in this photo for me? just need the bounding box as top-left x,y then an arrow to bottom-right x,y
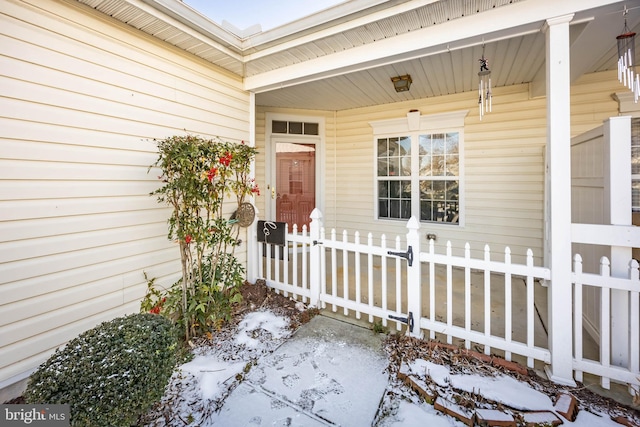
387,245 -> 413,266
389,312 -> 414,333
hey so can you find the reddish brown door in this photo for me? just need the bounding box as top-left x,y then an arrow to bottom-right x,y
275,142 -> 316,229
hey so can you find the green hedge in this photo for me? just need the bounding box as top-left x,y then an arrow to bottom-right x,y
25,313 -> 179,426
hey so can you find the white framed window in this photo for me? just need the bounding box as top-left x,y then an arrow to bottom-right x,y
370,110 -> 468,225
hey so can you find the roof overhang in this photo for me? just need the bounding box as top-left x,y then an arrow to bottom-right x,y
77,0 -> 639,110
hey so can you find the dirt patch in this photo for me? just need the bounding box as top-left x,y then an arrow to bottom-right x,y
234,279 -> 319,330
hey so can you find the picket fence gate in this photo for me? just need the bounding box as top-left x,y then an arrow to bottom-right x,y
256,208 -> 640,394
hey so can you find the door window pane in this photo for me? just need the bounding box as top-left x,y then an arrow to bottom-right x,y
304,122 -> 319,135
272,121 -> 287,133
288,122 -> 303,134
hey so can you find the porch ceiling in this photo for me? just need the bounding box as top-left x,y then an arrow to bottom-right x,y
77,0 -> 640,111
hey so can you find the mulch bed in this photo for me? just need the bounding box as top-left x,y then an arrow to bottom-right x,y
384,333 -> 640,423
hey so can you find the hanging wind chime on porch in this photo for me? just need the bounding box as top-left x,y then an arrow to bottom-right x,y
617,6 -> 639,102
478,44 -> 492,120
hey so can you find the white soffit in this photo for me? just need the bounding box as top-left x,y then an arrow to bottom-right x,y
243,0 -> 625,92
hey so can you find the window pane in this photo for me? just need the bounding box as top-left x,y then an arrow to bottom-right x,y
432,134 -> 445,155
272,121 -> 287,133
401,181 -> 411,198
401,200 -> 411,219
400,155 -> 411,176
447,202 -> 460,223
446,180 -> 459,200
378,139 -> 388,157
633,180 -> 640,212
399,136 -> 411,155
289,122 -> 303,134
446,154 -> 459,176
420,180 -> 433,199
389,137 -> 400,156
389,181 -> 400,198
421,201 -> 433,221
434,202 -> 446,221
419,155 -> 432,176
390,200 -> 400,218
419,135 -> 431,156
378,158 -> 388,176
378,181 -> 389,198
379,200 -> 389,218
432,156 -> 445,176
632,146 -> 640,175
389,158 -> 400,176
304,122 -> 319,135
446,133 -> 459,154
433,181 -> 445,200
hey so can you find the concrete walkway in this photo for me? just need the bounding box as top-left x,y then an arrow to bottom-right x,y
215,315 -> 389,426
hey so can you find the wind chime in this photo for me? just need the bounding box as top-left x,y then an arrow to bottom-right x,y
617,6 -> 639,102
478,44 -> 492,120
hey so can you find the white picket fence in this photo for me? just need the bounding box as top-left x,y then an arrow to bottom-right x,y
569,117 -> 640,394
572,254 -> 640,390
257,208 -> 640,392
259,209 -> 552,365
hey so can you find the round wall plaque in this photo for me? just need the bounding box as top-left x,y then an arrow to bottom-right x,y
235,202 -> 256,227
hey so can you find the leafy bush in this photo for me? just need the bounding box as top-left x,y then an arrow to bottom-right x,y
24,313 -> 179,427
147,135 -> 258,339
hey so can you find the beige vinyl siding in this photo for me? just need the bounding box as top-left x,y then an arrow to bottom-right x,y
326,85 -> 543,264
258,74 -> 623,266
0,0 -> 250,390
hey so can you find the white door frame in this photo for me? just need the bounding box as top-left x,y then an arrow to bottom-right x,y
265,112 -> 325,222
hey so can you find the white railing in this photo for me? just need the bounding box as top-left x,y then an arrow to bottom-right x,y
258,222 -> 312,302
572,254 -> 640,392
417,239 -> 551,368
257,210 -> 640,392
259,209 -> 551,368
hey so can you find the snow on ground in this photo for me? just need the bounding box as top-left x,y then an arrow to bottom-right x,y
179,357 -> 246,401
397,357 -> 627,427
235,311 -> 290,348
143,309 -> 635,426
406,358 -> 553,411
142,310 -> 295,426
376,400 -> 465,427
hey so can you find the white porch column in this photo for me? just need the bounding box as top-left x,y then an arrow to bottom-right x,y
308,208 -> 323,308
247,91 -> 259,283
604,116 -> 632,367
545,14 -> 576,386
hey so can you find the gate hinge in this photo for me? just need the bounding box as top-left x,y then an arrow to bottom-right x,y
387,245 -> 413,266
388,311 -> 414,333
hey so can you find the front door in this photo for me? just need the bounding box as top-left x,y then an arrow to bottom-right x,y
274,142 -> 316,229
